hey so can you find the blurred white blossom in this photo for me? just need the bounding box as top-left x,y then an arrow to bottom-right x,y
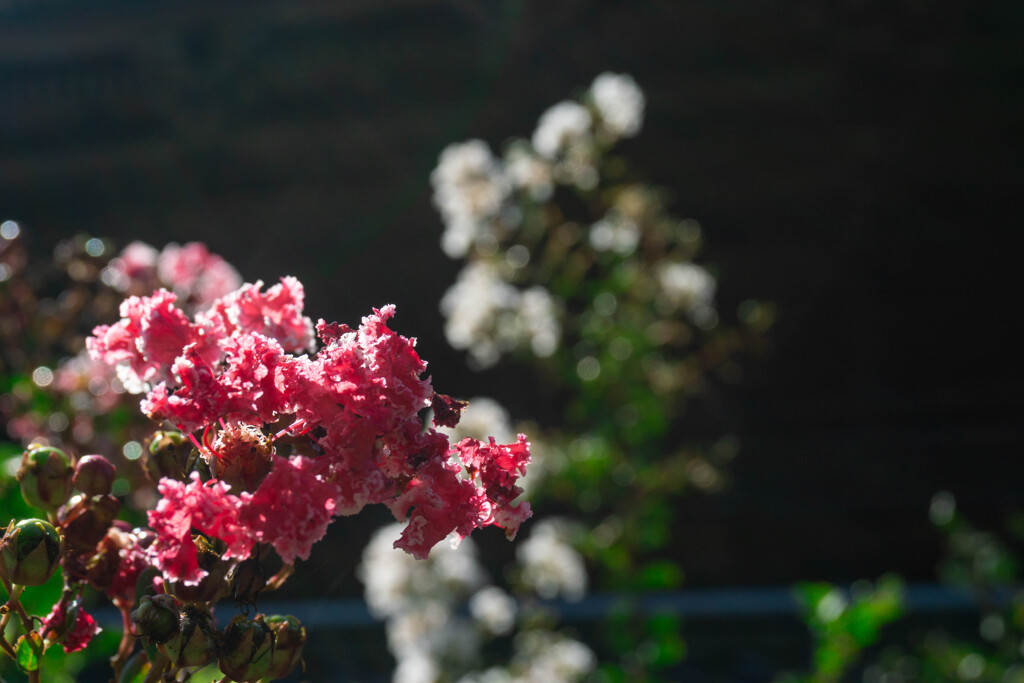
590,72 -> 645,139
504,145 -> 554,201
440,262 -> 561,368
656,261 -> 716,311
432,140 -> 511,258
589,215 -> 641,255
532,101 -> 592,159
517,518 -> 588,601
469,586 -> 518,636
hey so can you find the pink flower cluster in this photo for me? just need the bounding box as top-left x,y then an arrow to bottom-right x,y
87,278 -> 531,585
104,241 -> 242,310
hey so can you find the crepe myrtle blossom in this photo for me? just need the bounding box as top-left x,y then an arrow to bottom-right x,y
432,140 -> 512,258
532,101 -> 592,159
103,241 -> 241,309
589,72 -> 645,139
87,278 -> 531,585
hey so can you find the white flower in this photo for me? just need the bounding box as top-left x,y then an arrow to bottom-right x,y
656,261 -> 716,311
590,72 -> 645,138
513,631 -> 596,682
440,263 -> 562,368
359,523 -> 485,619
440,261 -> 519,368
518,287 -> 560,358
504,145 -> 554,201
517,518 -> 588,601
532,101 -> 592,159
469,586 -> 518,636
589,216 -> 640,255
432,141 -> 512,258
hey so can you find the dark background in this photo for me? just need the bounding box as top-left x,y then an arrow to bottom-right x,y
2,0 -> 1022,653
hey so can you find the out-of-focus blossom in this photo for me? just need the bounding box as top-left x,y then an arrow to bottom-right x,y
440,263 -> 561,368
532,102 -> 592,159
440,262 -> 520,368
157,242 -> 242,308
469,586 -> 517,636
432,141 -> 512,258
516,518 -> 587,601
656,261 -> 716,312
504,146 -> 554,202
590,72 -> 645,139
510,631 -> 596,682
589,215 -> 641,255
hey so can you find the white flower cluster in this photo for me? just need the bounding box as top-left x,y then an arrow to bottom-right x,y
457,632 -> 596,683
434,73 -> 649,368
431,141 -> 512,258
440,261 -> 560,369
360,523 -> 489,682
656,260 -> 717,322
361,517 -> 593,683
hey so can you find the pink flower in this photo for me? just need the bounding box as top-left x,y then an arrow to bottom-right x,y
238,455 -> 340,564
454,434 -> 532,539
199,277 -> 314,352
87,290 -> 202,392
158,242 -> 242,308
42,599 -> 101,653
88,277 -> 533,567
104,241 -> 159,293
147,474 -> 252,585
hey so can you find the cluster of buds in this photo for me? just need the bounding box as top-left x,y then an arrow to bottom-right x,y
129,596 -> 304,681
1,441 -> 309,680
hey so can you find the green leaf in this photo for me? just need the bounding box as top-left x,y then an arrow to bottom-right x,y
16,630 -> 44,673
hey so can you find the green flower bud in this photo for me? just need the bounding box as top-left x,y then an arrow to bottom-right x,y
0,518 -> 62,586
130,594 -> 180,644
72,455 -> 116,496
17,446 -> 73,512
264,615 -> 306,679
219,615 -> 275,682
160,605 -> 216,669
229,558 -> 267,605
59,494 -> 122,553
145,431 -> 192,482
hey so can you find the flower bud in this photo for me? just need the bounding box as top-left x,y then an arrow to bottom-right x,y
72,455 -> 116,496
166,536 -> 230,605
145,431 -> 192,482
59,494 -> 122,553
160,605 -> 216,669
130,594 -> 179,644
264,615 -> 306,679
219,615 -> 275,682
209,424 -> 274,492
0,518 -> 62,586
229,558 -> 267,605
17,446 -> 73,512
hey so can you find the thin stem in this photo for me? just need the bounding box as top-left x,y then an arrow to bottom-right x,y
110,605 -> 136,681
0,632 -> 17,660
28,670 -> 40,683
265,563 -> 294,591
142,652 -> 169,683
